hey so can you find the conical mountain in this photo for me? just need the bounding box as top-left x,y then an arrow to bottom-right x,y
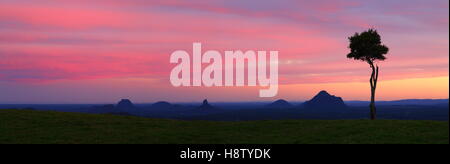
303,91 -> 346,109
116,99 -> 135,110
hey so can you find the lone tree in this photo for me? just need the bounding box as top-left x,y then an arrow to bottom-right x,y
346,29 -> 389,120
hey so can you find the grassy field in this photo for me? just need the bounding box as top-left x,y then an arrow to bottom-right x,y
0,109 -> 448,144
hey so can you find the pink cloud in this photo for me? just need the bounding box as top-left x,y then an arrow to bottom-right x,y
0,4 -> 141,29
0,0 -> 448,102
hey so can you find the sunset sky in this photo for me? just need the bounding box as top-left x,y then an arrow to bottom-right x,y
0,0 -> 448,103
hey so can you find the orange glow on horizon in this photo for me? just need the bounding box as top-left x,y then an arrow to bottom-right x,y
281,76 -> 449,101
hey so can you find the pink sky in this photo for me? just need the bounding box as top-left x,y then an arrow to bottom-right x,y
0,0 -> 448,103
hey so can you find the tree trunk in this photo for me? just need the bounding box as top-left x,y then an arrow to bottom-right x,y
370,89 -> 376,120
369,64 -> 379,120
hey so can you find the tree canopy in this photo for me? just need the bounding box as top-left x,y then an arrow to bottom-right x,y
346,29 -> 389,64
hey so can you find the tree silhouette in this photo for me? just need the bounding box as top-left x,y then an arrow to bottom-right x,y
346,29 -> 389,120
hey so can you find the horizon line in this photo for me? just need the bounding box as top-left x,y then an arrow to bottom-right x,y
1,98 -> 448,105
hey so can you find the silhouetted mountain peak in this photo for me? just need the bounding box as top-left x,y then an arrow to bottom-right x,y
151,101 -> 172,109
116,99 -> 135,110
303,91 -> 346,110
267,99 -> 293,108
317,90 -> 331,97
198,99 -> 214,110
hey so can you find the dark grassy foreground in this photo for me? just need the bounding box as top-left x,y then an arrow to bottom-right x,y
0,109 -> 448,144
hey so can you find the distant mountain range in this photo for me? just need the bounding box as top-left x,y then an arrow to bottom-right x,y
346,99 -> 449,106
2,90 -> 447,110
0,90 -> 448,121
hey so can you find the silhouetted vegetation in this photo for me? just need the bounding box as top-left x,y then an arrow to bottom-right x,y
347,29 -> 389,120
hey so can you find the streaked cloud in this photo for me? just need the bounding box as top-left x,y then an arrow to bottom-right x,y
0,0 -> 448,102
